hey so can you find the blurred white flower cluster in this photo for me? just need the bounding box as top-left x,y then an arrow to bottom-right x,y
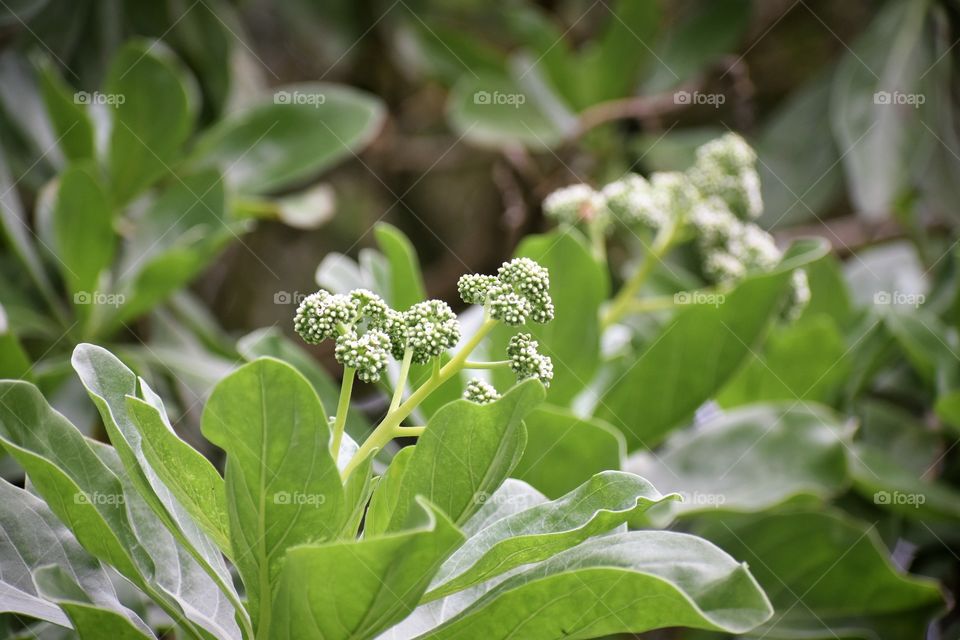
542,133 -> 809,314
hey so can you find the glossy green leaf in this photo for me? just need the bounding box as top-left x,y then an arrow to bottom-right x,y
51,165 -> 115,315
597,238 -> 830,449
188,82 -> 384,194
202,357 -> 345,631
717,315 -> 848,407
365,445 -> 415,538
425,470 -> 677,600
491,228 -> 607,403
511,405 -> 624,499
37,63 -> 94,161
269,499 -> 463,640
627,404 -> 850,523
374,222 -> 427,309
33,566 -> 153,639
105,39 -> 192,204
386,379 -> 544,531
698,511 -> 943,637
419,531 -> 773,638
0,479 -> 147,633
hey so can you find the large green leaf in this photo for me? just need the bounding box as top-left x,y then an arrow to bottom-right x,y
415,531 -> 773,638
0,479 -> 147,633
188,82 -> 384,194
597,238 -> 829,449
269,499 -> 463,640
365,446 -> 415,538
627,404 -> 850,523
50,165 -> 115,322
386,379 -> 544,531
425,471 -> 677,600
105,39 -> 192,204
374,222 -> 427,309
717,315 -> 848,407
511,405 -> 624,499
202,357 -> 345,632
491,228 -> 607,403
0,382 -> 237,640
698,511 -> 943,638
37,62 -> 94,161
33,566 -> 153,639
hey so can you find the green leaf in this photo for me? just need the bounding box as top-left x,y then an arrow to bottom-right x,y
339,446 -> 375,539
387,379 -> 545,531
33,566 -> 153,639
374,222 -> 427,309
105,39 -> 192,204
188,82 -> 385,195
511,405 -> 624,499
491,228 -> 607,403
698,511 -> 943,637
0,304 -> 31,380
717,316 -> 848,407
37,62 -> 94,161
269,499 -> 464,640
114,170 -> 237,328
416,531 -> 773,638
125,395 -> 231,553
365,445 -> 415,538
643,0 -> 751,93
425,471 -> 677,601
50,165 -> 115,317
0,479 -> 147,633
596,238 -> 830,449
201,357 -> 345,632
627,404 -> 850,523
935,390 -> 960,436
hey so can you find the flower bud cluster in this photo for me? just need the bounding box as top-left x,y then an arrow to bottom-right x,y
391,300 -> 462,365
458,258 -> 555,326
688,133 -> 763,220
507,333 -> 554,387
463,378 -> 501,404
542,184 -> 607,226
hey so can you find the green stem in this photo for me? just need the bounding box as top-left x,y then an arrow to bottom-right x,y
463,360 -> 511,370
331,368 -> 355,457
626,295 -> 679,313
390,347 -> 414,412
601,220 -> 678,329
395,426 -> 425,437
342,317 -> 498,480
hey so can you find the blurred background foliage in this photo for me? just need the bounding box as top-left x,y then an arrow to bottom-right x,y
2,0 -> 960,636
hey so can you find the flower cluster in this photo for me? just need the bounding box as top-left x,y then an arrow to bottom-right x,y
458,258 -> 554,326
335,330 -> 391,382
507,333 -> 554,387
463,378 -> 501,404
389,300 -> 462,364
539,133 -> 808,316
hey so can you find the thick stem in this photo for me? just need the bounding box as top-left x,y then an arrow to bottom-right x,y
601,220 -> 678,329
390,346 -> 414,412
463,360 -> 511,370
330,368 -> 355,457
395,426 -> 425,437
341,317 -> 498,480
